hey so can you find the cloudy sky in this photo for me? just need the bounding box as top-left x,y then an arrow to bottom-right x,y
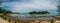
1,0 -> 59,13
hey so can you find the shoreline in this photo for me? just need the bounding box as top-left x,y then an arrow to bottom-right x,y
0,14 -> 60,23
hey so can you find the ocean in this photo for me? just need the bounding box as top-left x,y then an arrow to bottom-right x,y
8,13 -> 58,20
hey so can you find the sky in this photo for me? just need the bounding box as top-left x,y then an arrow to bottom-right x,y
1,0 -> 59,13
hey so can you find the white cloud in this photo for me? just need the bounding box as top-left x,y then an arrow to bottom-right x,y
2,0 -> 58,13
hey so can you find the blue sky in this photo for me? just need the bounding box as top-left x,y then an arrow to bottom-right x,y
1,0 -> 59,13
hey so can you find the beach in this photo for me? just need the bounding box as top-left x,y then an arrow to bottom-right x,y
0,17 -> 9,23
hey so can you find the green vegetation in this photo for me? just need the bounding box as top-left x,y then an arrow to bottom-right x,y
0,15 -> 5,18
0,7 -> 12,15
56,5 -> 60,20
15,21 -> 18,23
0,15 -> 7,20
26,21 -> 29,23
56,17 -> 60,20
8,19 -> 11,22
50,19 -> 54,23
56,16 -> 60,20
12,12 -> 20,14
29,11 -> 50,14
57,5 -> 60,12
57,5 -> 60,9
0,7 -> 12,21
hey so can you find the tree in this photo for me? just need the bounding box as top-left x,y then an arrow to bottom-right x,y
57,5 -> 60,16
6,10 -> 12,14
0,7 -> 12,15
29,11 -> 50,14
29,11 -> 36,14
57,5 -> 60,12
0,7 -> 6,13
41,11 -> 49,14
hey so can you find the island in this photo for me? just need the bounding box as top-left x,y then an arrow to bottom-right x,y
29,11 -> 50,14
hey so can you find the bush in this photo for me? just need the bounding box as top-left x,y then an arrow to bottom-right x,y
26,21 -> 29,23
50,19 -> 54,23
8,19 -> 11,22
15,21 -> 18,23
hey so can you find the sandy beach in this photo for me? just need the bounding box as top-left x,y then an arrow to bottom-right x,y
0,17 -> 9,23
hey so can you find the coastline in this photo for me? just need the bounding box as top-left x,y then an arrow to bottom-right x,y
0,14 -> 60,23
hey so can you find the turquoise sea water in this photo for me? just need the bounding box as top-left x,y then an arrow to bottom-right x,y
8,13 -> 58,20
10,13 -> 57,17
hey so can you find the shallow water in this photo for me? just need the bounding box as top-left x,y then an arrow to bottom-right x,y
10,13 -> 57,17
7,13 -> 58,20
